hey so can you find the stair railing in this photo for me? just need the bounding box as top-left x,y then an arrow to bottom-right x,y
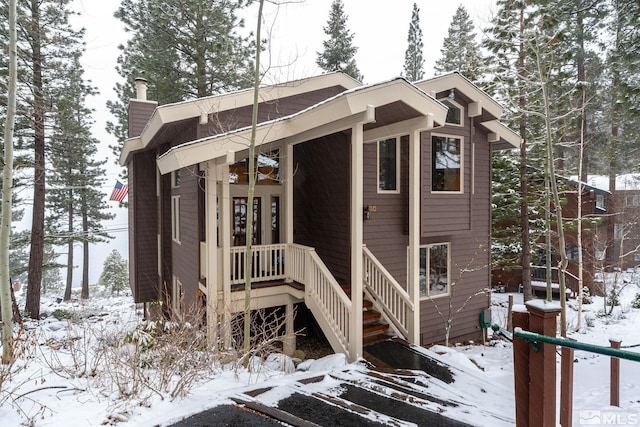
288,244 -> 352,357
362,245 -> 414,340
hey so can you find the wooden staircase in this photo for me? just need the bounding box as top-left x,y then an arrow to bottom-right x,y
341,284 -> 393,345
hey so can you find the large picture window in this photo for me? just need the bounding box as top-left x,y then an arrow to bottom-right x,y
419,243 -> 450,298
432,135 -> 462,192
378,137 -> 399,193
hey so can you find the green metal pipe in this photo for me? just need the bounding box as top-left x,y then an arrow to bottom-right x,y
514,328 -> 640,362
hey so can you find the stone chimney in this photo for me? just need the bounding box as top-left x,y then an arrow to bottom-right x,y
134,77 -> 148,101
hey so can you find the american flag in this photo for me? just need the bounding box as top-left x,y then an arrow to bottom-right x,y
109,180 -> 128,202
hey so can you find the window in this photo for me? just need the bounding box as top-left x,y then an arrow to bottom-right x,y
172,195 -> 181,242
230,150 -> 280,184
566,246 -> 580,261
625,195 -> 640,206
439,99 -> 463,126
378,137 -> 399,193
172,170 -> 181,187
614,223 -> 624,240
596,194 -> 605,210
419,243 -> 450,298
432,135 -> 462,192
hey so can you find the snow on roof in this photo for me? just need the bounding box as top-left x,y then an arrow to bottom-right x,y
579,174 -> 640,191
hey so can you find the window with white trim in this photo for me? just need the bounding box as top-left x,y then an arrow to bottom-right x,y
172,170 -> 181,187
418,243 -> 450,298
378,137 -> 400,193
172,195 -> 181,243
439,99 -> 464,126
432,134 -> 463,192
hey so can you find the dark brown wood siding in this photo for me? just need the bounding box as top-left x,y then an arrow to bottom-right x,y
129,149 -> 160,303
170,165 -> 203,311
293,133 -> 351,284
419,117 -> 492,345
128,100 -> 157,137
363,136 -> 410,286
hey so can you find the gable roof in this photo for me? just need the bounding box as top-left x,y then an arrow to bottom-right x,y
156,78 -> 448,174
119,73 -> 361,165
416,72 -> 520,150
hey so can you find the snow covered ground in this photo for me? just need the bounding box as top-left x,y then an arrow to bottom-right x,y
1,273 -> 639,426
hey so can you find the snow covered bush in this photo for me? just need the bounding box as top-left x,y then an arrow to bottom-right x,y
632,293 -> 640,309
581,287 -> 593,304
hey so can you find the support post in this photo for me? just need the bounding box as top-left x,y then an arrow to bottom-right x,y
205,160 -> 218,348
407,129 -> 421,344
349,122 -> 364,361
283,299 -> 295,356
610,338 -> 621,407
219,161 -> 232,349
512,305 -> 530,427
560,346 -> 574,427
526,300 -> 562,427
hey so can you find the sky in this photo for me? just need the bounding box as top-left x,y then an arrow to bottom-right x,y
66,0 -> 497,286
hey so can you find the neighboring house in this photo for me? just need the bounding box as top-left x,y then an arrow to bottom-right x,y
492,174 -> 610,297
586,174 -> 640,271
119,72 -> 519,361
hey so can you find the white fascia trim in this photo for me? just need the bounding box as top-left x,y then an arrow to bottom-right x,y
135,73 -> 361,150
157,79 -> 438,175
415,72 -> 503,120
119,137 -> 143,165
483,120 -> 521,149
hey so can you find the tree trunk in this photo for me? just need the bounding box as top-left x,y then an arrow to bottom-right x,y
64,196 -> 74,301
81,192 -> 90,299
1,0 -> 17,364
518,6 -> 533,302
243,0 -> 265,355
25,0 -> 45,319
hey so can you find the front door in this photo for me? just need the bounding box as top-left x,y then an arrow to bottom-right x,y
233,197 -> 261,246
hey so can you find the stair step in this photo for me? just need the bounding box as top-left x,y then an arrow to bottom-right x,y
363,310 -> 381,322
363,321 -> 389,336
363,332 -> 393,345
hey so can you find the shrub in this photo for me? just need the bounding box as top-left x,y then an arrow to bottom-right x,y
581,287 -> 593,304
632,293 -> 640,309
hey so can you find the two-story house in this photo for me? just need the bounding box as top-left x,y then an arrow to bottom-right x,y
119,72 -> 519,361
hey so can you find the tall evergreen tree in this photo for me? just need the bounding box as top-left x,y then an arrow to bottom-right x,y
316,0 -> 362,81
434,5 -> 484,82
4,0 -> 86,319
402,3 -> 424,82
108,0 -> 255,158
46,54 -> 114,301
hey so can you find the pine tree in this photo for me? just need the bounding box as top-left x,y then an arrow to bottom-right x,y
4,0 -> 86,319
98,250 -> 128,295
46,54 -> 114,301
402,3 -> 424,82
316,0 -> 362,81
434,5 -> 484,82
107,0 -> 255,157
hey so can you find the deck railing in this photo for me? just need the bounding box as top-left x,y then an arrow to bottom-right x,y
362,245 -> 413,340
229,244 -> 287,285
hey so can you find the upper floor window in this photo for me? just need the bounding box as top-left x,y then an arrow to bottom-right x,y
172,170 -> 181,187
230,150 -> 280,184
378,137 -> 399,193
596,194 -> 605,210
439,99 -> 463,126
432,134 -> 462,192
419,243 -> 450,298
